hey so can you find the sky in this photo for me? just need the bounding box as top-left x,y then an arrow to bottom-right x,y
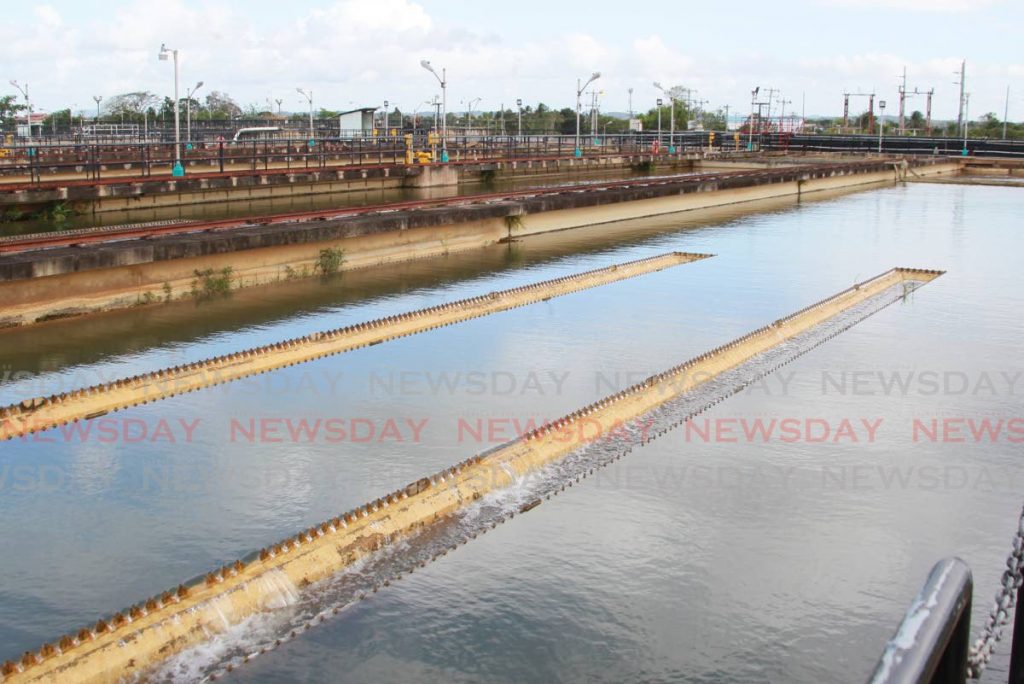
2,0 -> 1021,121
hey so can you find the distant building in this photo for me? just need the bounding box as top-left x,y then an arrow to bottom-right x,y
338,108 -> 377,138
15,112 -> 46,137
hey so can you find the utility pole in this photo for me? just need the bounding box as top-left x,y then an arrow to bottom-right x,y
925,89 -> 934,136
627,88 -> 633,118
516,98 -> 522,137
963,92 -> 970,155
954,59 -> 966,137
898,66 -> 907,135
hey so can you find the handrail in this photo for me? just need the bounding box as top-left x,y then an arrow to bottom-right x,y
870,558 -> 973,684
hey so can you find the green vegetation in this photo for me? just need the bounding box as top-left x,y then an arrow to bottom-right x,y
190,267 -> 234,300
162,282 -> 173,302
314,248 -> 346,277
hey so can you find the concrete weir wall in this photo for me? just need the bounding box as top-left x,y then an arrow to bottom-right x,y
0,159 -> 958,327
0,267 -> 943,684
0,252 -> 710,440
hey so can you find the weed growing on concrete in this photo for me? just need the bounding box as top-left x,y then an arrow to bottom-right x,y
190,267 -> 234,300
314,247 -> 346,277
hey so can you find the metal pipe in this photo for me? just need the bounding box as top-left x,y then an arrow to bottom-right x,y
868,557 -> 973,684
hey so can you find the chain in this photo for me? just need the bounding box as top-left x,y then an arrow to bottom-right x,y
967,503 -> 1024,678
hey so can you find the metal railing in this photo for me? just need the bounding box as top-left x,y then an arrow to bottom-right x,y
0,133 -> 717,186
870,555 -> 1024,683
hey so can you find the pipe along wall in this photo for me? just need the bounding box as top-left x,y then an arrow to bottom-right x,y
0,251 -> 710,441
0,266 -> 943,683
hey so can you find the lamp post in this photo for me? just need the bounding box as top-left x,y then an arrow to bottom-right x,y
878,100 -> 886,154
420,60 -> 448,162
275,98 -> 283,115
9,80 -> 31,141
653,82 -> 675,151
92,95 -> 102,125
465,97 -> 481,129
382,100 -> 389,135
748,86 -> 759,151
516,98 -> 523,137
656,98 -> 663,147
158,43 -> 184,176
575,71 -> 600,157
296,88 -> 314,142
962,93 -> 970,156
185,81 -> 203,144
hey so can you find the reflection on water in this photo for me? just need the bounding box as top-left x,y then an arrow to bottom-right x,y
0,182 -> 1021,684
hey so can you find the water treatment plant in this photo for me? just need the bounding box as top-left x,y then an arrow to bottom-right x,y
2,2 -> 1023,683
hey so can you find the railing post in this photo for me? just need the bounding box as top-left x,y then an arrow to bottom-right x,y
869,558 -> 973,684
218,141 -> 225,173
1009,583 -> 1024,684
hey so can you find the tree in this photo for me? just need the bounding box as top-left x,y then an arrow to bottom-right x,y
104,91 -> 159,121
204,91 -> 242,120
0,94 -> 26,128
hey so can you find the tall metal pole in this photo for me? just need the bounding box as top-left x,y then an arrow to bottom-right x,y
898,66 -> 907,135
878,101 -> 886,153
748,87 -> 758,151
1004,85 -> 1010,140
963,93 -> 970,155
656,99 -> 662,146
159,44 -> 182,174
93,95 -> 102,124
10,81 -> 32,141
576,78 -> 582,155
185,82 -> 203,144
573,72 -> 600,158
516,98 -> 522,137
956,60 -> 966,137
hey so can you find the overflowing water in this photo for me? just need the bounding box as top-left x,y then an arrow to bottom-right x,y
0,182 -> 1021,683
153,278 -> 930,682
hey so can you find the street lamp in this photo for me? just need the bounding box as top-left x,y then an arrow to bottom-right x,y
275,98 -> 283,115
9,80 -> 31,141
878,100 -> 886,153
92,95 -> 102,125
296,88 -> 314,142
575,71 -> 600,157
516,98 -> 523,137
465,97 -> 481,129
420,59 -> 448,162
185,81 -> 203,144
158,43 -> 184,177
653,82 -> 675,151
656,98 -> 663,147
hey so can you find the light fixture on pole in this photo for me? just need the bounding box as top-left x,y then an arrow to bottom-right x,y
748,87 -> 759,151
92,95 -> 102,124
9,80 -> 32,141
185,81 -> 203,145
275,98 -> 283,115
516,98 -> 523,137
653,82 -> 675,152
575,71 -> 600,158
465,97 -> 481,128
382,99 -> 389,135
878,100 -> 886,154
296,88 -> 314,144
158,43 -> 184,177
420,60 -> 448,162
656,98 -> 663,148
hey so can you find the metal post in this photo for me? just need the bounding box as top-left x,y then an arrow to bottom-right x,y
878,101 -> 886,153
963,93 -> 970,156
10,80 -> 32,142
517,98 -> 522,138
158,44 -> 183,176
656,98 -> 662,147
1004,85 -> 1011,140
